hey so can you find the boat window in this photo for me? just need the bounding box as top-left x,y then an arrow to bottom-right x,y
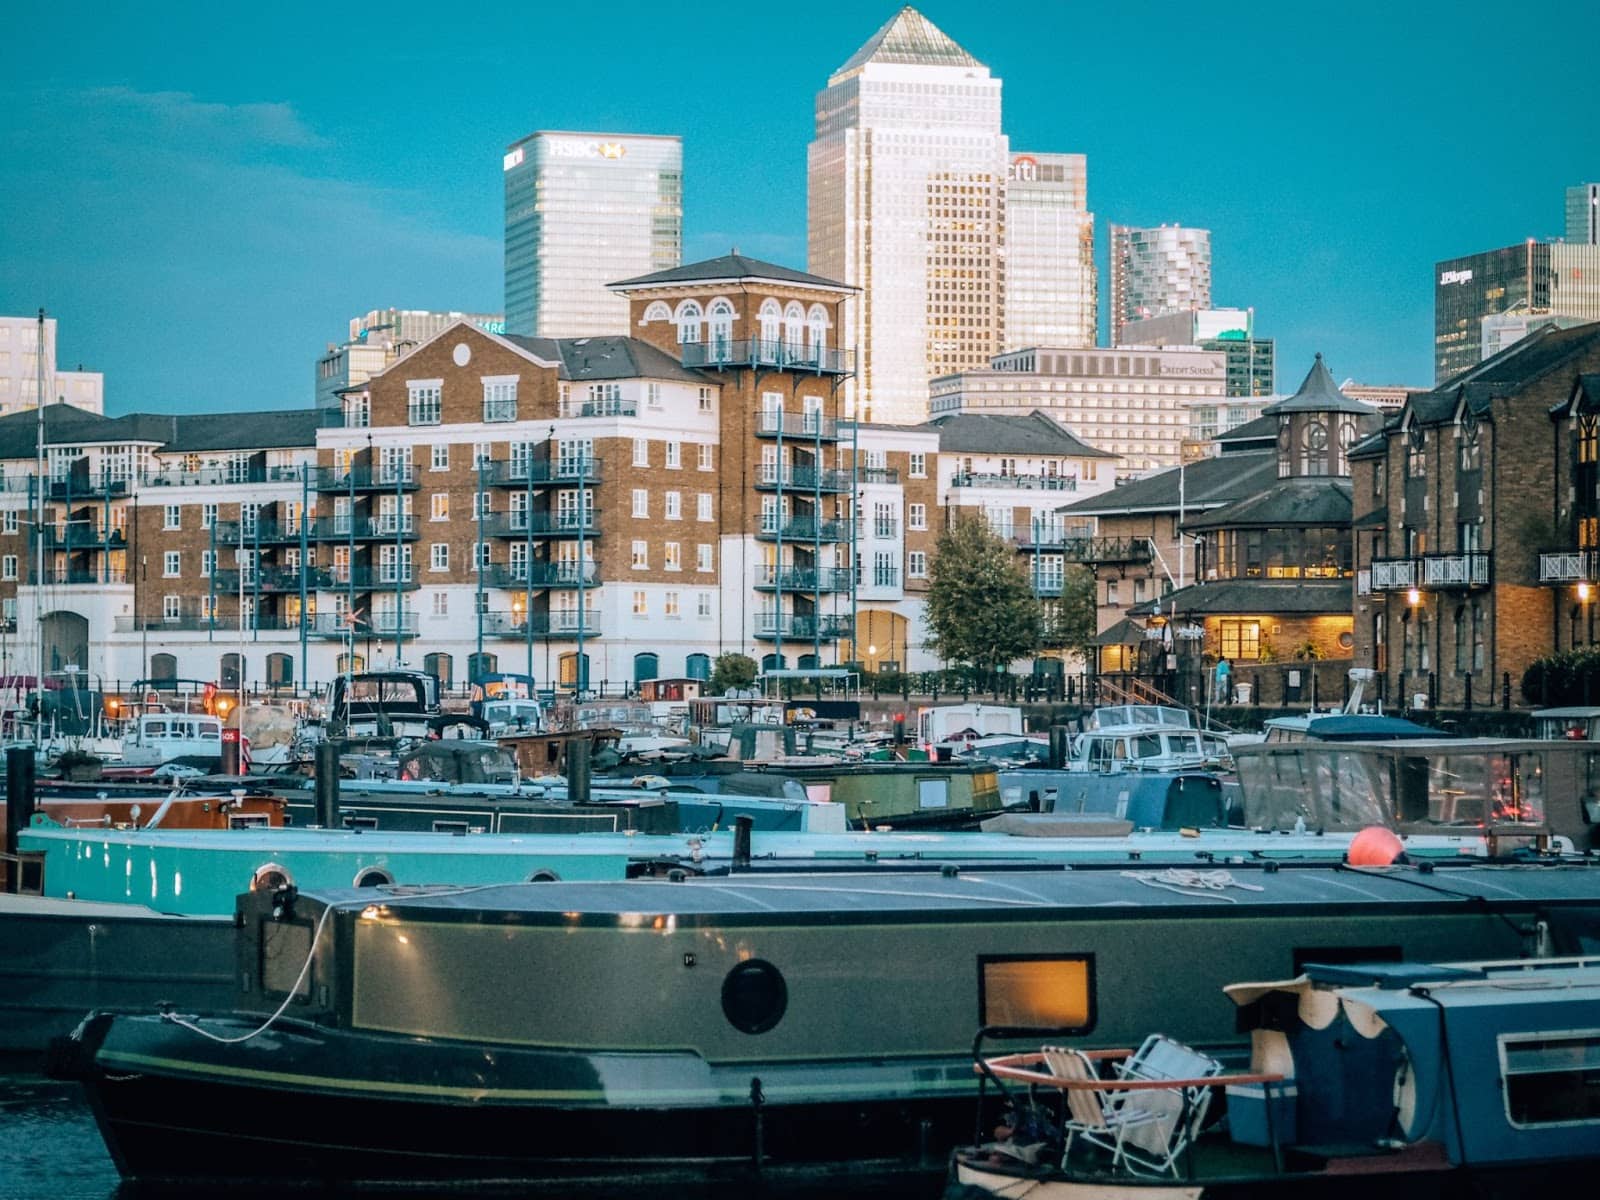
1501,1032 -> 1600,1126
1132,734 -> 1163,760
144,720 -> 168,738
251,863 -> 292,892
228,813 -> 270,829
721,959 -> 788,1035
1419,753 -> 1546,827
1325,750 -> 1391,828
431,820 -> 470,835
979,954 -> 1094,1033
527,869 -> 560,882
353,867 -> 394,887
917,778 -> 949,809
342,816 -> 379,830
260,918 -> 313,1001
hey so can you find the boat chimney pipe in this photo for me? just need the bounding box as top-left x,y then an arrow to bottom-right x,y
314,740 -> 340,828
733,814 -> 753,870
1048,725 -> 1072,771
566,737 -> 591,806
4,746 -> 36,890
220,728 -> 241,776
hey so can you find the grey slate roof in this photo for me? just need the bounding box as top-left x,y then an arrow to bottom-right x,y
1184,477 -> 1353,532
503,335 -> 709,384
1057,448 -> 1277,517
1409,321 -> 1600,425
609,254 -> 850,292
1214,415 -> 1278,447
1266,354 -> 1377,416
0,403 -> 318,458
1130,578 -> 1353,618
1091,615 -> 1147,646
926,411 -> 1116,458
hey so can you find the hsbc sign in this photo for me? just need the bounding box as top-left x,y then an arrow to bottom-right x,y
547,139 -> 627,160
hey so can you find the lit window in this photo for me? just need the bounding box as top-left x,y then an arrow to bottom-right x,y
664,591 -> 680,617
697,543 -> 713,572
632,590 -> 647,616
698,444 -> 714,471
632,540 -> 648,569
431,494 -> 449,521
665,542 -> 681,571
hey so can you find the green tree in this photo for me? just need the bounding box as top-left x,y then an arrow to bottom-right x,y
709,652 -> 758,695
1039,563 -> 1096,655
925,514 -> 1044,674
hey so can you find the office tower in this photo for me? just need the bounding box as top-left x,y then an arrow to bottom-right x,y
1108,225 -> 1212,346
808,7 -> 1008,424
504,132 -> 682,338
0,314 -> 103,415
1434,240 -> 1600,381
1004,152 -> 1096,351
1568,183 -> 1599,244
1117,307 -> 1273,397
349,309 -> 505,344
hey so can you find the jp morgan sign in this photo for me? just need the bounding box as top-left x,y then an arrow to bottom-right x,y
1439,269 -> 1474,286
547,139 -> 627,160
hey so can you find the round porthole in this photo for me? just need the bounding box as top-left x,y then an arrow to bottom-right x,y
721,959 -> 787,1034
527,869 -> 561,882
251,863 -> 292,892
354,867 -> 394,887
1338,631 -> 1354,650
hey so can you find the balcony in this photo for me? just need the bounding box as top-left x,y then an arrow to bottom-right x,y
755,565 -> 853,593
483,561 -> 599,589
1540,549 -> 1600,583
480,511 -> 600,539
143,464 -> 304,489
113,612 -> 304,633
478,610 -> 600,638
1016,532 -> 1154,565
215,566 -> 336,593
309,515 -> 418,542
307,567 -> 419,593
857,467 -> 900,485
950,472 -> 1079,492
47,475 -> 131,499
309,612 -> 419,640
753,612 -> 854,641
756,517 -> 852,543
1369,553 -> 1492,592
755,464 -> 851,493
312,464 -> 418,493
30,566 -> 130,585
44,525 -> 126,550
681,338 -> 854,377
755,411 -> 839,441
480,457 -> 602,489
559,397 -> 637,419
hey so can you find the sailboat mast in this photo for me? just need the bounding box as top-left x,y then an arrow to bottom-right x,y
34,308 -> 47,739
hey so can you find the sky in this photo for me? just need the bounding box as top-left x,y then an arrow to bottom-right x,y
2,1 -> 1596,415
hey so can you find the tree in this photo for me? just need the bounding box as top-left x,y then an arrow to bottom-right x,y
1039,564 -> 1096,656
709,652 -> 758,696
925,514 -> 1044,674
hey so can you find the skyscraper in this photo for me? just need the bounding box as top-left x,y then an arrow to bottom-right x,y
1568,183 -> 1599,244
1108,225 -> 1212,346
504,131 -> 682,338
808,7 -> 1008,424
1434,240 -> 1600,381
1004,152 -> 1096,351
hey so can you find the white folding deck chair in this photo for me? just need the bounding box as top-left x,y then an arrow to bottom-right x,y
1040,1044 -> 1194,1173
1107,1034 -> 1224,1176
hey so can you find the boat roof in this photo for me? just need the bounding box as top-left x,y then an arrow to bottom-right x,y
1528,707 -> 1600,719
1299,715 -> 1442,740
1329,957 -> 1600,1018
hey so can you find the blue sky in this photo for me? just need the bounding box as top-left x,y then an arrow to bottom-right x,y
2,1 -> 1594,414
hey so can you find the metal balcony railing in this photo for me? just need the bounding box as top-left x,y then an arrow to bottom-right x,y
951,472 -> 1079,492
755,464 -> 852,492
483,561 -> 599,589
478,610 -> 600,637
559,397 -> 637,419
681,338 -> 853,376
310,612 -> 419,639
480,458 -> 602,488
1540,549 -> 1600,583
312,463 -> 417,492
755,411 -> 839,440
1369,554 -> 1491,591
755,565 -> 853,592
756,517 -> 851,542
480,511 -> 600,538
753,613 -> 854,640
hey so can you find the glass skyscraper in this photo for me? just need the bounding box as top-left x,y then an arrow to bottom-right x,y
1568,183 -> 1599,244
1108,225 -> 1212,346
1004,152 -> 1096,352
1434,240 -> 1600,382
504,131 -> 682,338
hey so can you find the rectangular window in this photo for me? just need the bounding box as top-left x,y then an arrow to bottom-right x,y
430,543 -> 449,572
407,381 -> 443,426
665,492 -> 681,520
482,377 -> 518,422
697,592 -> 712,617
3,511 -> 15,534
978,955 -> 1094,1032
909,503 -> 927,531
431,493 -> 449,521
0,555 -> 14,581
632,489 -> 649,518
909,550 -> 928,578
632,539 -> 648,569
666,441 -> 681,469
1220,620 -> 1262,661
431,444 -> 449,472
632,590 -> 647,616
163,551 -> 180,577
473,442 -> 493,469
200,549 -> 214,578
697,493 -> 713,522
665,542 -> 681,571
698,444 -> 714,471
698,386 -> 713,413
163,595 -> 181,620
202,503 -> 217,530
633,439 -> 649,467
163,504 -> 181,530
647,383 -> 663,411
664,591 -> 679,617
432,592 -> 449,617
697,543 -> 713,572
1501,1032 -> 1600,1127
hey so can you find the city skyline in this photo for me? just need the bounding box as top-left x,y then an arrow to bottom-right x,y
1,0 -> 1595,414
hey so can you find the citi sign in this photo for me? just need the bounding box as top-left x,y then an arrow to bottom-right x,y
547,140 -> 627,160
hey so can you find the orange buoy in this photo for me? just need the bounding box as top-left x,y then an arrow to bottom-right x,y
1347,826 -> 1406,866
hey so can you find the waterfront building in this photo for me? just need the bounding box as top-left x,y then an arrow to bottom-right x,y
1118,307 -> 1274,398
503,131 -> 683,339
0,315 -> 104,416
808,7 -> 1008,424
1434,240 -> 1600,382
0,253 -> 1115,690
1004,152 -> 1096,351
1568,183 -> 1599,244
1108,225 -> 1212,347
929,344 -> 1227,472
1350,322 -> 1600,710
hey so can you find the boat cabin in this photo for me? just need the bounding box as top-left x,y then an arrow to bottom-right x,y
481,698 -> 544,736
1070,726 -> 1211,772
325,670 -> 441,739
1529,706 -> 1600,741
118,712 -> 224,766
1079,703 -> 1192,732
1261,713 -> 1443,744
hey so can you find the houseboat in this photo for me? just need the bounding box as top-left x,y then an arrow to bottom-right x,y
53,860 -> 1600,1190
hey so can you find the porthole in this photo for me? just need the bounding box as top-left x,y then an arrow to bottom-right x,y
1338,631 -> 1354,650
353,867 -> 394,888
721,959 -> 788,1035
251,862 -> 292,892
527,869 -> 561,882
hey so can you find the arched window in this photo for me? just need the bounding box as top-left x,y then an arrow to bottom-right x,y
633,652 -> 660,685
265,653 -> 293,689
806,305 -> 828,364
758,299 -> 781,355
797,653 -> 819,670
424,651 -> 453,690
761,653 -> 787,672
783,302 -> 804,352
220,653 -> 243,689
686,652 -> 711,681
468,652 -> 498,684
149,653 -> 177,682
707,298 -> 735,359
642,301 -> 671,324
674,300 -> 703,346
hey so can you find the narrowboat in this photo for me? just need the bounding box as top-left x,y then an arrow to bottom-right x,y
53,860 -> 1600,1190
952,956 -> 1600,1198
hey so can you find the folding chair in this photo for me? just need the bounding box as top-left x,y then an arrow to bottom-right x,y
1107,1034 -> 1224,1176
1041,1044 -> 1199,1173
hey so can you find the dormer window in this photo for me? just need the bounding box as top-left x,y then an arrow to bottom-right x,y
1458,413 -> 1481,471
1406,424 -> 1426,478
1580,415 -> 1598,466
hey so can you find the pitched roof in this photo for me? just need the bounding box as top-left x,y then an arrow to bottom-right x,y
926,411 -> 1116,458
1214,414 -> 1278,447
1265,354 -> 1377,416
1183,477 -> 1352,532
1131,579 -> 1352,618
0,404 -> 319,459
1410,321 -> 1600,425
1056,448 -> 1277,517
608,254 -> 850,293
832,7 -> 982,80
503,335 -> 709,383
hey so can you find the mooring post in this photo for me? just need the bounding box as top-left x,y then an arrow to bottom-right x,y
567,736 -> 591,806
314,739 -> 340,828
4,745 -> 36,893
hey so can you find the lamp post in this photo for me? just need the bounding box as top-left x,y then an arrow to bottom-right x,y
524,441 -> 534,681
